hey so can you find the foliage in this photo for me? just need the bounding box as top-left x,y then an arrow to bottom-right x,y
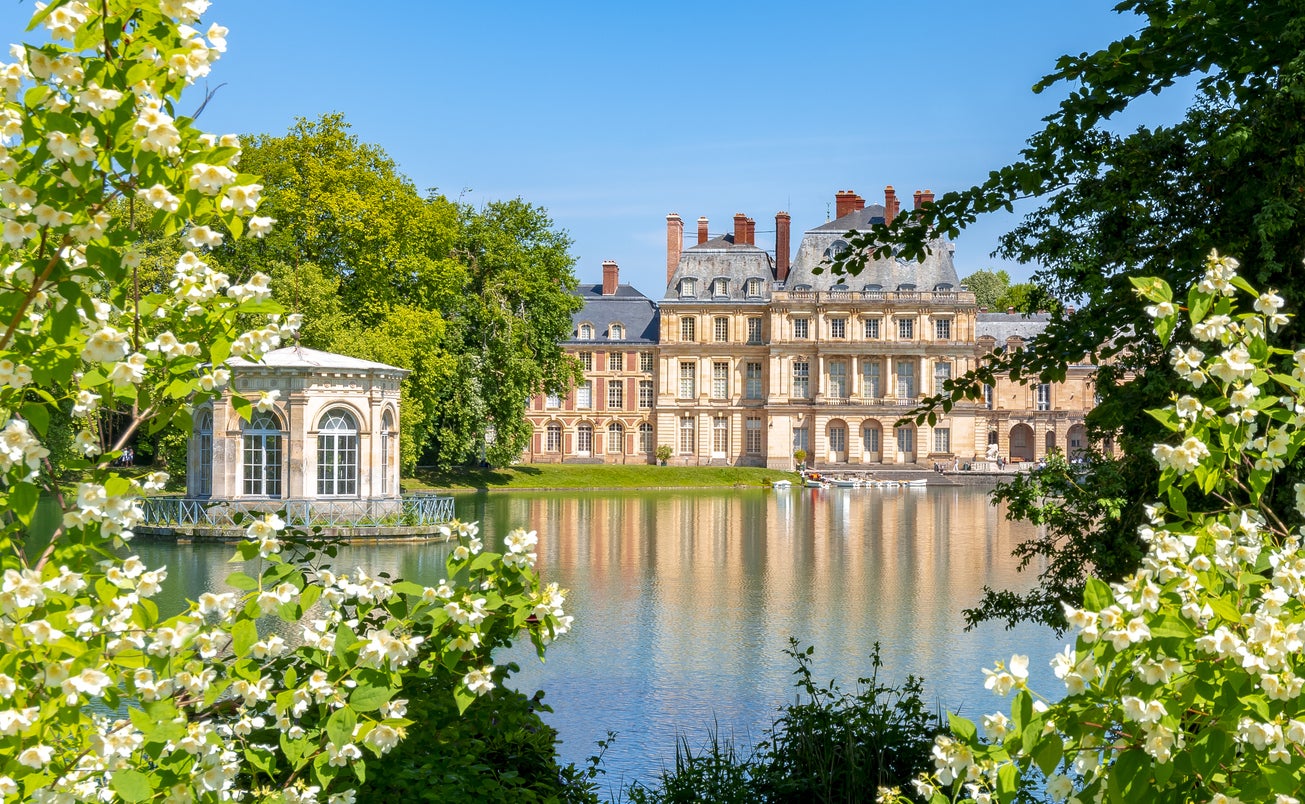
793,449 -> 807,466
356,679 -> 602,804
959,270 -> 1010,310
624,729 -> 759,804
654,444 -> 673,464
0,4 -> 572,802
403,464 -> 790,491
882,255 -> 1305,803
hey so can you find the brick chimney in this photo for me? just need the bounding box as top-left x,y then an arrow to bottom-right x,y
602,260 -> 619,296
775,211 -> 791,281
733,213 -> 747,244
835,190 -> 857,219
745,217 -> 756,245
884,185 -> 898,225
697,216 -> 709,245
851,193 -> 865,214
921,189 -> 935,207
666,213 -> 683,286
913,189 -> 924,209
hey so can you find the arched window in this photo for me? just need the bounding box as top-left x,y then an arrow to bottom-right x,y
317,409 -> 359,496
380,410 -> 395,495
638,422 -> 654,454
193,408 -> 213,496
577,423 -> 593,456
545,422 -> 562,452
608,422 -> 624,454
242,411 -> 283,497
578,322 -> 594,340
609,322 -> 625,340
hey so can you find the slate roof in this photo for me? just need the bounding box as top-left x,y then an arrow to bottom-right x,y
569,283 -> 660,344
229,346 -> 407,374
784,208 -> 960,293
664,236 -> 776,301
975,312 -> 1053,343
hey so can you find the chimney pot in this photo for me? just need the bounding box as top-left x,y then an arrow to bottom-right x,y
913,189 -> 924,209
921,189 -> 935,207
697,216 -> 709,245
835,190 -> 858,220
602,260 -> 619,296
884,185 -> 898,226
746,217 -> 756,245
666,213 -> 684,288
733,213 -> 747,244
775,211 -> 791,281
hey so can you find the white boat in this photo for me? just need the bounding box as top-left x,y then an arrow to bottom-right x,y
803,478 -> 828,489
771,479 -> 792,489
905,478 -> 928,487
827,478 -> 858,488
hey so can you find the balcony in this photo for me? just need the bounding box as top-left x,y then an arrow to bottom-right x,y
774,289 -> 974,306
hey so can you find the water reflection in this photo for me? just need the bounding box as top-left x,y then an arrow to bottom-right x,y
135,486 -> 1058,790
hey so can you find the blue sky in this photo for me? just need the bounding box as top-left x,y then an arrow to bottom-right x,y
6,1 -> 1191,296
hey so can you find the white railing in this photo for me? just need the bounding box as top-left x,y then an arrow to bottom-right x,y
774,290 -> 973,305
141,495 -> 456,528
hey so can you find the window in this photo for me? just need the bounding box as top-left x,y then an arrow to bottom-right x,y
935,318 -> 951,340
745,362 -> 762,400
746,317 -> 762,344
983,383 -> 994,410
577,423 -> 593,455
746,278 -> 763,297
608,380 -> 624,409
864,318 -> 880,339
679,417 -> 696,454
545,394 -> 561,409
712,416 -> 728,455
897,361 -> 915,399
897,318 -> 914,339
830,425 -> 846,453
679,362 -> 696,398
934,361 -> 952,395
576,381 -> 593,409
714,316 -> 729,342
863,361 -> 881,398
680,317 -> 696,342
639,422 -> 654,454
793,361 -> 810,398
316,409 -> 358,497
711,278 -> 729,297
545,422 -> 562,452
896,426 -> 914,453
863,425 -> 880,453
610,351 -> 624,371
380,410 -> 395,495
638,379 -> 654,409
830,318 -> 846,339
934,427 -> 951,453
193,408 -> 212,496
746,417 -> 762,454
1037,383 -> 1052,411
794,318 -> 809,339
712,361 -> 729,399
679,278 -> 696,297
242,411 -> 282,497
829,360 -> 847,398
608,422 -> 625,454
609,323 -> 624,340
578,351 -> 593,371
793,427 -> 809,454
640,351 -> 653,373
578,323 -> 593,340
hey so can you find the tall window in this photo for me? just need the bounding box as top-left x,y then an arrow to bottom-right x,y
242,411 -> 282,497
863,425 -> 880,453
830,318 -> 846,339
193,408 -> 213,496
746,317 -> 762,344
984,383 -> 994,409
640,351 -> 653,373
679,417 -> 696,454
679,278 -> 696,297
793,361 -> 810,398
793,427 -> 809,454
863,361 -> 881,398
610,351 -> 624,371
746,278 -> 763,297
577,423 -> 593,455
546,422 -> 562,452
1037,383 -> 1052,411
576,381 -> 593,409
679,362 -> 696,398
380,410 -> 395,495
934,362 -> 952,394
316,409 -> 358,497
934,427 -> 951,453
935,318 -> 951,340
864,318 -> 880,339
897,318 -> 914,339
896,426 -> 915,453
897,362 -> 915,399
745,362 -> 762,399
545,393 -> 561,409
578,352 -> 593,371
829,360 -> 847,398
639,422 -> 654,454
829,425 -> 846,453
714,316 -> 729,342
680,317 -> 696,342
638,379 -> 654,409
578,323 -> 593,340
608,380 -> 624,409
609,323 -> 624,339
794,318 -> 810,339
745,417 -> 762,454
608,422 -> 624,454
712,416 -> 728,455
712,278 -> 729,297
712,361 -> 729,399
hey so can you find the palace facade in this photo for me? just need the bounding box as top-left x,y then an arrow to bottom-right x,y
524,187 -> 1096,469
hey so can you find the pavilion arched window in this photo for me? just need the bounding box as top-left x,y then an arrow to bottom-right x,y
193,408 -> 213,497
317,408 -> 359,497
380,410 -> 395,495
242,410 -> 283,497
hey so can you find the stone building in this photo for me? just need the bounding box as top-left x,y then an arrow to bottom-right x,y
188,346 -> 406,503
524,186 -> 1097,469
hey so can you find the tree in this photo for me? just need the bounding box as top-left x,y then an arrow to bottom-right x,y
836,0 -> 1305,629
959,269 -> 1010,310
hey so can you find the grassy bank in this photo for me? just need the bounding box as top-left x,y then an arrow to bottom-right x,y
402,463 -> 793,491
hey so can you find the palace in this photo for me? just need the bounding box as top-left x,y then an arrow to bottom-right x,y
523,186 -> 1096,469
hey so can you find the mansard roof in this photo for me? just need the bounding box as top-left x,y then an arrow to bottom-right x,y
975,312 -> 1053,343
785,209 -> 960,292
570,283 -> 660,344
229,346 -> 407,374
664,235 -> 775,301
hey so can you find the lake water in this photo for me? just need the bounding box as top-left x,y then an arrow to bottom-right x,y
135,485 -> 1063,792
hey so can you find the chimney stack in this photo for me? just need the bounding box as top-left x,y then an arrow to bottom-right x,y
733,213 -> 747,244
921,189 -> 935,207
835,190 -> 858,219
884,185 -> 898,225
697,216 -> 709,245
602,260 -> 619,296
775,212 -> 791,281
666,213 -> 683,286
746,217 -> 756,245
851,193 -> 865,214
913,189 -> 924,209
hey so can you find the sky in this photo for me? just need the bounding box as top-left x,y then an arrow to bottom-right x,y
3,1 -> 1193,297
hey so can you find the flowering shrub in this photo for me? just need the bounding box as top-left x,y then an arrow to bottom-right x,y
880,251 -> 1305,803
0,2 -> 570,802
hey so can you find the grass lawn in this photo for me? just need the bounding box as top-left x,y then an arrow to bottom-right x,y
402,463 -> 795,491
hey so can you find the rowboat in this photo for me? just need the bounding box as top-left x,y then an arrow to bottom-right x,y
772,479 -> 792,489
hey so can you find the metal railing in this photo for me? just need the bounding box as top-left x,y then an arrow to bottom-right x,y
141,495 -> 456,529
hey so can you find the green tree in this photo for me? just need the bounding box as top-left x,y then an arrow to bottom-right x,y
959,269 -> 1010,309
837,0 -> 1305,629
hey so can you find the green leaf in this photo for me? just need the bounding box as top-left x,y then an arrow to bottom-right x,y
948,713 -> 977,742
1083,576 -> 1113,610
455,685 -> 476,715
225,571 -> 258,591
8,483 -> 37,526
110,770 -> 153,802
350,683 -> 393,713
1188,284 -> 1211,324
1034,733 -> 1063,776
231,394 -> 252,423
20,403 -> 48,437
231,618 -> 258,657
326,706 -> 357,748
1107,749 -> 1148,803
1129,276 -> 1171,303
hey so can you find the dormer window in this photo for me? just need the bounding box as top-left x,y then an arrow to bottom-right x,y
711,278 -> 729,298
793,284 -> 812,292
746,278 -> 763,298
822,240 -> 849,260
578,322 -> 594,340
609,323 -> 625,340
831,283 -> 849,293
679,278 -> 697,298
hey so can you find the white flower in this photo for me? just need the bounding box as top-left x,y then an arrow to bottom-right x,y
17,743 -> 53,768
463,665 -> 496,696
